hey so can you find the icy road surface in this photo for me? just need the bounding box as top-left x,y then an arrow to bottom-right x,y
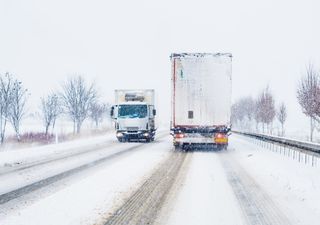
0,133 -> 320,225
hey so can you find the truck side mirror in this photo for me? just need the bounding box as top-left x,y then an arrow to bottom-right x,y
153,109 -> 156,116
110,106 -> 114,118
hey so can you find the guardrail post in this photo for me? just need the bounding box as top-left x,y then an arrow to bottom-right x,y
305,153 -> 307,165
311,155 -> 314,167
293,149 -> 295,159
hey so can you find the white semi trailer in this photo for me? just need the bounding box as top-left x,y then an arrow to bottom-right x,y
111,89 -> 156,142
170,53 -> 232,149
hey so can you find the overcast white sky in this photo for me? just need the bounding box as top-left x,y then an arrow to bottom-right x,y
0,0 -> 319,133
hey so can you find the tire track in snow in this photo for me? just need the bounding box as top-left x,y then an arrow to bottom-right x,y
103,150 -> 188,225
0,141 -> 116,176
0,134 -> 168,205
0,131 -> 168,176
219,151 -> 292,225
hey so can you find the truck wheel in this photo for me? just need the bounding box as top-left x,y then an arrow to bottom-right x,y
216,144 -> 227,151
173,143 -> 180,150
118,138 -> 126,143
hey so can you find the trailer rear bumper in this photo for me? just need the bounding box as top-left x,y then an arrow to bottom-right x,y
172,132 -> 229,150
174,137 -> 214,144
174,139 -> 228,151
174,137 -> 228,144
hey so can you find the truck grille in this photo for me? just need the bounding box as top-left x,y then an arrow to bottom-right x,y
126,127 -> 139,131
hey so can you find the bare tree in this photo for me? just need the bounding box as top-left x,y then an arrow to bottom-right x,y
89,102 -> 108,128
0,73 -> 14,144
9,80 -> 28,141
242,97 -> 256,122
256,87 -> 276,133
41,93 -> 61,135
231,102 -> 244,125
253,98 -> 262,132
276,102 -> 287,136
61,76 -> 97,134
231,96 -> 256,131
231,103 -> 239,125
297,63 -> 320,141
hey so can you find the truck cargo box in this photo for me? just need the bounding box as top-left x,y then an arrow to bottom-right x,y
171,53 -> 232,129
170,53 -> 232,149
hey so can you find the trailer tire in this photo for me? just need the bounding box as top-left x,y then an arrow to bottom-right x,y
117,138 -> 124,143
174,143 -> 181,151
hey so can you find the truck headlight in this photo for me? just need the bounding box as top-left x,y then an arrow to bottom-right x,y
116,132 -> 123,137
143,133 -> 149,137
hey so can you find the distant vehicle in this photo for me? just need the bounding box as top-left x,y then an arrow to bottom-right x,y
170,53 -> 232,150
111,89 -> 156,142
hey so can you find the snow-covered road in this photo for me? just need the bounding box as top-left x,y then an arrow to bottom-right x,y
1,133 -> 319,225
156,135 -> 320,225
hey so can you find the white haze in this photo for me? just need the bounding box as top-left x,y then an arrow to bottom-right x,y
0,0 -> 319,134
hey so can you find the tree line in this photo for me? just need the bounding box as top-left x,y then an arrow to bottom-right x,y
296,63 -> 320,141
0,73 -> 109,144
232,63 -> 320,141
231,87 -> 287,136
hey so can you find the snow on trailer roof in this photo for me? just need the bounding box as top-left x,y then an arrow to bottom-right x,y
170,53 -> 232,59
118,101 -> 147,105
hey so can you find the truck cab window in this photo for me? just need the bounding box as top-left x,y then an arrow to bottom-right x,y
118,105 -> 147,118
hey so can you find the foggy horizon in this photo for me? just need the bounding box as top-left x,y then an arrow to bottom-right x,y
1,0 -> 319,135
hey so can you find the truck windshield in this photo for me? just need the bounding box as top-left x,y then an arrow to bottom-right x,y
118,105 -> 147,118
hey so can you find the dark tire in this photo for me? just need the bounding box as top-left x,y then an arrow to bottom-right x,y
174,143 -> 180,151
118,137 -> 127,143
216,144 -> 227,151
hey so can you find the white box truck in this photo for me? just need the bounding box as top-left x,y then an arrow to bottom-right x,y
170,53 -> 232,149
111,89 -> 156,142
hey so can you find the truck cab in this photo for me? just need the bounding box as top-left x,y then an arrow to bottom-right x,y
111,90 -> 156,142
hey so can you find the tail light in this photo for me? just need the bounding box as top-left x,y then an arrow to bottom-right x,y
174,133 -> 185,138
215,133 -> 226,139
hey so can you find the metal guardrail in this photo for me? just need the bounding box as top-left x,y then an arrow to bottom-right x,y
233,131 -> 320,154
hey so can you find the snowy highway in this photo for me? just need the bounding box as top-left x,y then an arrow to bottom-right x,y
0,133 -> 320,225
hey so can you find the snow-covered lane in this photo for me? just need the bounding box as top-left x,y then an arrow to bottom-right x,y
2,133 -> 320,225
0,135 -> 173,225
0,141 -> 137,196
157,135 -> 320,225
0,132 -> 115,173
228,135 -> 320,225
0,131 -> 168,198
156,151 -> 245,225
